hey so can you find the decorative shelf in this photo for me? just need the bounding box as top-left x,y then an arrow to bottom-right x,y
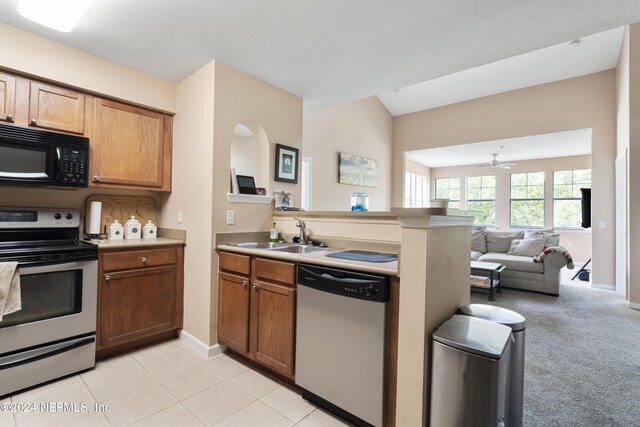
226,193 -> 274,204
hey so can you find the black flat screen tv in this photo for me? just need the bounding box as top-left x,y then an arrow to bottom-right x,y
580,188 -> 591,229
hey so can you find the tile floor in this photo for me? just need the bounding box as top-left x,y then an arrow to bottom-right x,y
2,339 -> 352,426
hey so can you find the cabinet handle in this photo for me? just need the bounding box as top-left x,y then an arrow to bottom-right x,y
242,280 -> 248,287
141,257 -> 147,263
252,281 -> 259,289
6,114 -> 13,122
93,176 -> 100,182
105,274 -> 110,281
30,118 -> 37,125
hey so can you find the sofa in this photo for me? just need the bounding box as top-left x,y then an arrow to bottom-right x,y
471,228 -> 568,296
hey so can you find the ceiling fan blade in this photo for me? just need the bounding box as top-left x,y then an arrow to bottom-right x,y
478,164 -> 491,168
498,165 -> 512,169
500,162 -> 517,166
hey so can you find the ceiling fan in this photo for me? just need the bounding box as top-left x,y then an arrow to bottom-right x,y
480,153 -> 517,169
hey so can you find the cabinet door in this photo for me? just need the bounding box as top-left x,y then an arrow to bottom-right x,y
100,265 -> 176,348
29,81 -> 85,134
92,99 -> 166,189
218,272 -> 250,354
0,72 -> 16,123
251,281 -> 296,378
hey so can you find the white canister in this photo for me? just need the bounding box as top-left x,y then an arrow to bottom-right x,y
108,220 -> 124,240
142,220 -> 157,239
124,216 -> 142,239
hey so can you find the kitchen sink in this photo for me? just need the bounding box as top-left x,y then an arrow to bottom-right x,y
228,242 -> 291,249
269,245 -> 329,254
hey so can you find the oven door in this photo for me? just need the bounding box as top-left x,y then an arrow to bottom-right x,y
0,140 -> 58,185
0,260 -> 97,355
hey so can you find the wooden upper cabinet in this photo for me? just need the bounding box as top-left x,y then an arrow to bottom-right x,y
29,81 -> 85,134
92,98 -> 171,190
0,73 -> 16,123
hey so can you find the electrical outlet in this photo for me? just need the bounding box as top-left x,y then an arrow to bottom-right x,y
177,210 -> 183,224
598,221 -> 605,229
226,210 -> 235,225
566,241 -> 573,248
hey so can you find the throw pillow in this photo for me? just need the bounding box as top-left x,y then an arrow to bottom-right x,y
486,230 -> 525,253
471,227 -> 487,253
508,238 -> 546,257
524,229 -> 560,247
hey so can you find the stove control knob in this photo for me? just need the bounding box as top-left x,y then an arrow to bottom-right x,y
54,213 -> 62,220
66,213 -> 73,220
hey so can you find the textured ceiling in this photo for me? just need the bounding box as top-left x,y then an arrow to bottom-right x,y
1,1 -> 639,110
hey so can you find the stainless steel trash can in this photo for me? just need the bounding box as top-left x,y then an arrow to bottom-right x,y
430,314 -> 512,427
459,304 -> 526,427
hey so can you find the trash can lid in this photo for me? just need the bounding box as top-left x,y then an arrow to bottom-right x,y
433,315 -> 512,359
458,304 -> 526,332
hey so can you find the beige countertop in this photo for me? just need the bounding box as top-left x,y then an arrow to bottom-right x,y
90,237 -> 185,249
217,244 -> 398,276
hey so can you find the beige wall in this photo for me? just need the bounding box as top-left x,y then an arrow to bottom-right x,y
621,24 -> 640,305
0,24 -> 175,112
303,96 -> 393,211
159,62 -> 216,344
209,61 -> 303,343
430,155 -> 592,262
393,72 -> 617,286
162,61 -> 303,346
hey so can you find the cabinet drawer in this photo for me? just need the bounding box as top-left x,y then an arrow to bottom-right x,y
102,247 -> 177,272
254,257 -> 295,286
219,252 -> 251,276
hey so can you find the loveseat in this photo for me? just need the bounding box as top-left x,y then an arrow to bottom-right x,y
471,228 -> 568,296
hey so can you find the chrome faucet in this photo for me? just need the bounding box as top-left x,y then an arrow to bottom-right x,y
295,218 -> 308,245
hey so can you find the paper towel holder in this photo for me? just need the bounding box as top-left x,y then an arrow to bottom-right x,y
86,200 -> 105,241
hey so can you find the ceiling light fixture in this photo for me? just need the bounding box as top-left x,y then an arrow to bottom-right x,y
17,0 -> 94,32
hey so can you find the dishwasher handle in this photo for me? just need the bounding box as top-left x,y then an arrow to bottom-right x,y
298,264 -> 390,302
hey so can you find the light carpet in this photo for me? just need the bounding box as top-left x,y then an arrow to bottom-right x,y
471,278 -> 640,426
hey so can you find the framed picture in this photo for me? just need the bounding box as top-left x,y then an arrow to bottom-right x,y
338,152 -> 379,187
275,144 -> 299,183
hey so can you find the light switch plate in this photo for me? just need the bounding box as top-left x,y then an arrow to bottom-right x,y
598,221 -> 605,229
177,210 -> 183,224
226,210 -> 235,225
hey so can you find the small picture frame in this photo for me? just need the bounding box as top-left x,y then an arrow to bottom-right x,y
275,144 -> 299,183
274,191 -> 293,209
236,175 -> 257,195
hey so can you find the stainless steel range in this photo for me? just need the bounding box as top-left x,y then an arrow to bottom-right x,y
0,207 -> 98,397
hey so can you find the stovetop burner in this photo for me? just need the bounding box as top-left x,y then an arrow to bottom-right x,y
0,207 -> 97,266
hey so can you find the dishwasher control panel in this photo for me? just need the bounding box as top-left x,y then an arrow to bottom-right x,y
298,264 -> 390,302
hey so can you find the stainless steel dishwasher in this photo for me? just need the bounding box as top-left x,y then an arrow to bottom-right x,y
296,263 -> 390,427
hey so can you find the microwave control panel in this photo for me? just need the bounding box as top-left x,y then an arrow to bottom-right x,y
61,148 -> 87,185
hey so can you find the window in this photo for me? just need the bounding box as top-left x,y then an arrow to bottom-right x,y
404,172 -> 427,207
553,169 -> 591,228
467,175 -> 496,226
510,172 -> 545,227
434,177 -> 460,209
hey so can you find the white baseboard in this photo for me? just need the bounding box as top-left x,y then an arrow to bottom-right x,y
178,330 -> 225,361
628,302 -> 640,310
591,283 -> 615,291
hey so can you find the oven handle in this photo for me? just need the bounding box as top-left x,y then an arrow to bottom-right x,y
0,335 -> 95,371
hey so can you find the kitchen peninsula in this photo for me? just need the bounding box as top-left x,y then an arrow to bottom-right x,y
216,208 -> 473,426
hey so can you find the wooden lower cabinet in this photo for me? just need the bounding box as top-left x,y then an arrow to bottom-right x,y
97,245 -> 184,356
218,272 -> 250,353
218,252 -> 296,379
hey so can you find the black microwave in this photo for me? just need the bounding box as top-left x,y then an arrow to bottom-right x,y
0,123 -> 89,188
